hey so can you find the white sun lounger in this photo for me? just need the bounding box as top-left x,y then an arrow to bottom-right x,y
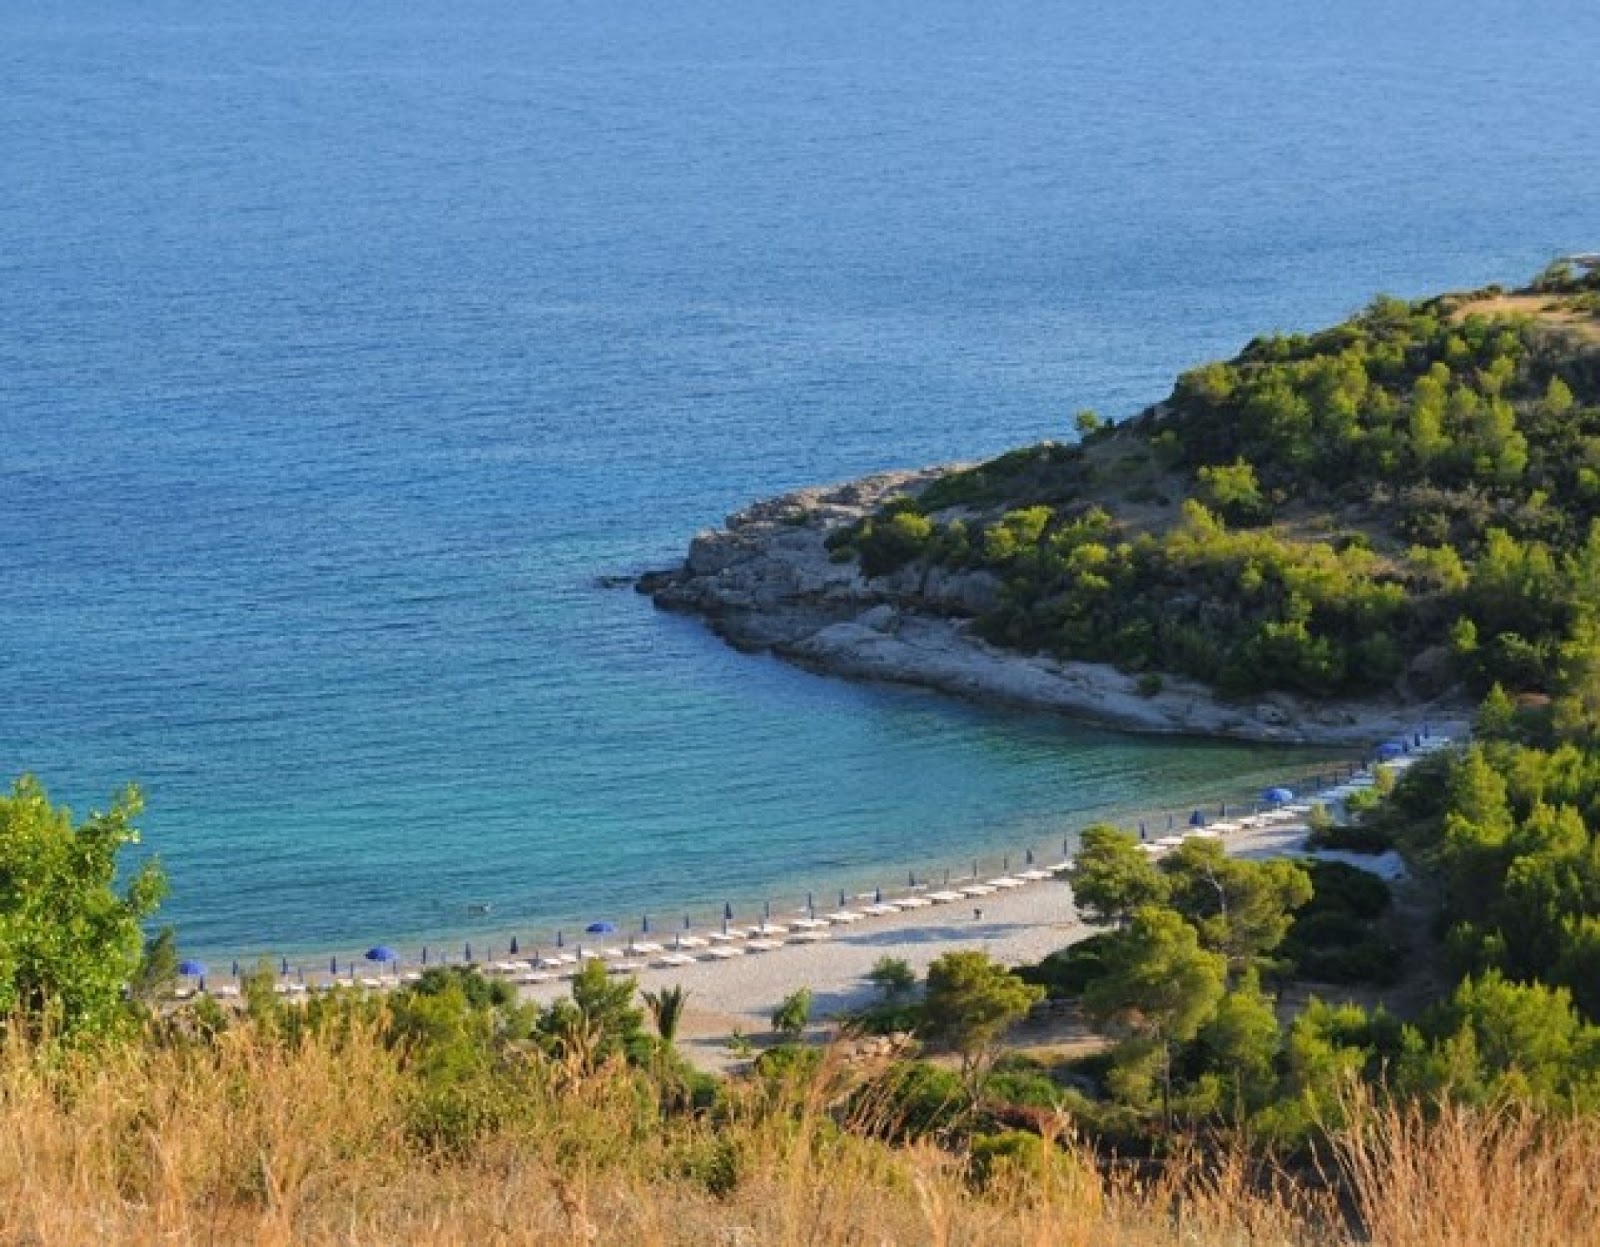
656,953 -> 698,967
674,935 -> 708,949
896,896 -> 933,909
861,903 -> 901,916
744,938 -> 783,952
788,929 -> 831,943
788,918 -> 830,931
927,890 -> 964,903
704,945 -> 745,959
960,884 -> 996,897
825,911 -> 865,923
987,877 -> 1025,889
1018,869 -> 1053,881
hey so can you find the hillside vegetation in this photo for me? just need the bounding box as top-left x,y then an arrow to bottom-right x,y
830,261 -> 1600,702
12,267 -> 1600,1243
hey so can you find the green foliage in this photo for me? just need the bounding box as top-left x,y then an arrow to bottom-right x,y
1195,458 -> 1270,525
1158,838 -> 1313,967
830,273 -> 1600,702
770,986 -> 813,1037
1282,868 -> 1405,988
130,927 -> 179,1004
922,951 -> 1044,1090
855,1059 -> 971,1142
866,956 -> 917,1001
1397,971 -> 1600,1108
0,777 -> 167,1043
643,984 -> 690,1047
1014,933 -> 1117,999
848,502 -> 935,578
965,1129 -> 1079,1191
1082,907 -> 1227,1118
1193,971 -> 1281,1118
1067,825 -> 1169,925
538,959 -> 647,1071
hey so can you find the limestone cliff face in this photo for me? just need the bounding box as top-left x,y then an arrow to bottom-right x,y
640,469 -> 1469,745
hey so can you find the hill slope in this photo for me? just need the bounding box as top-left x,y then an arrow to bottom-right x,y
645,263 -> 1600,739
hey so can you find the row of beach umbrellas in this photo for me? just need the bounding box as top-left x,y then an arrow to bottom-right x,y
174,732 -> 1441,989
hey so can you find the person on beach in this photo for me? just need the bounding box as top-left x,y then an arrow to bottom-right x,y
973,907 -> 983,921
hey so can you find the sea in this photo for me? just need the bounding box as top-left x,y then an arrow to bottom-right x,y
3,0 -> 1595,960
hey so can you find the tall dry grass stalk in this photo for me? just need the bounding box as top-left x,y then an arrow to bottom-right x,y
1,1022 -> 1596,1245
1336,1093 -> 1600,1247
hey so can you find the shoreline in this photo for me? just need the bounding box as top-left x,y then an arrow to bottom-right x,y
511,760 -> 1423,1073
638,469 -> 1473,746
193,743 -> 1451,1074
181,746 -> 1360,972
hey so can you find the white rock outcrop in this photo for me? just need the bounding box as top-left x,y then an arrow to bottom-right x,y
640,469 -> 1468,745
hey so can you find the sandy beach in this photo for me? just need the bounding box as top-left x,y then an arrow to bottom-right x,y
510,814 -> 1325,1071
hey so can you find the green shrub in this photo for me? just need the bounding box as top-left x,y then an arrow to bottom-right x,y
1015,934 -> 1116,998
1300,860 -> 1393,919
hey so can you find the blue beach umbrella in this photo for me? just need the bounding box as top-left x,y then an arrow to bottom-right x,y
874,887 -> 882,904
1139,822 -> 1147,841
1263,787 -> 1295,805
231,960 -> 239,978
642,915 -> 650,934
724,902 -> 734,922
1189,809 -> 1206,827
764,900 -> 771,920
1025,848 -> 1034,865
366,946 -> 398,965
178,959 -> 206,977
1376,741 -> 1406,761
329,956 -> 338,976
586,920 -> 617,935
422,946 -> 429,965
683,914 -> 692,930
464,942 -> 473,962
1219,803 -> 1228,818
839,889 -> 847,907
556,930 -> 564,947
510,936 -> 519,955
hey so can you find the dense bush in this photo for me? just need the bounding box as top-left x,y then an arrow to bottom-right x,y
833,276 -> 1600,700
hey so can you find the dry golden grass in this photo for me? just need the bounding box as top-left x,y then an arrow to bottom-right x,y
1,1025 -> 1597,1246
1447,292 -> 1600,344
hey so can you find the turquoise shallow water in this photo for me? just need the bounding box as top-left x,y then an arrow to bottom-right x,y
1,0 -> 1595,959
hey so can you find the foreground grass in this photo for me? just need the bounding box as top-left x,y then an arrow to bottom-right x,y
2,1023 -> 1598,1246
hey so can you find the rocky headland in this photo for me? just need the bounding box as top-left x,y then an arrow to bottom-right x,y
638,468 -> 1468,744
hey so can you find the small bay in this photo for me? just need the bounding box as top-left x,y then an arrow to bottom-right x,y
2,0 -> 1594,956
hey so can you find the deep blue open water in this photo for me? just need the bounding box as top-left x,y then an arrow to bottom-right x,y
3,0 -> 1595,958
